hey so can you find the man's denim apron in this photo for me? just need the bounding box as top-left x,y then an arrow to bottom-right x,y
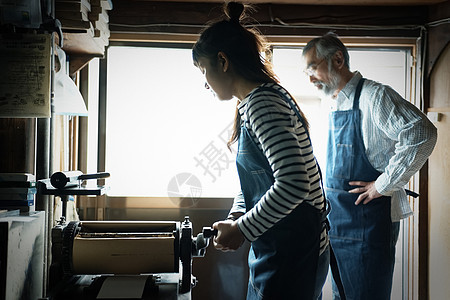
326,78 -> 398,299
236,86 -> 322,300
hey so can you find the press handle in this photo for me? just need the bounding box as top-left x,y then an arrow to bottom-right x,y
202,227 -> 218,238
78,172 -> 110,180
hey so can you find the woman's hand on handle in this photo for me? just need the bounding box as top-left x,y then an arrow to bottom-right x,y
212,219 -> 245,252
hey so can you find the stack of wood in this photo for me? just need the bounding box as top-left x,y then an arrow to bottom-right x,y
88,0 -> 112,48
55,0 -> 92,31
55,0 -> 112,53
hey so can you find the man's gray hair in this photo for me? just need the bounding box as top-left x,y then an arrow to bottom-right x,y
303,32 -> 350,69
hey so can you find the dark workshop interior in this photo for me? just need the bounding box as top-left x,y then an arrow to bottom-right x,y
0,0 -> 449,299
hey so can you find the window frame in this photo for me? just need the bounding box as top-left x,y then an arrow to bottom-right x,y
85,34 -> 421,300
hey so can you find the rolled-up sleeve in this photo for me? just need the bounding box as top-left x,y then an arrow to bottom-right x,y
371,86 -> 437,195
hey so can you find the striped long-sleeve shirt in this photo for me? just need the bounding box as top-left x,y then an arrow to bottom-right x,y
231,82 -> 329,254
335,72 -> 437,221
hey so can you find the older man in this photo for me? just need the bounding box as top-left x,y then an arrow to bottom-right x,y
302,32 -> 437,299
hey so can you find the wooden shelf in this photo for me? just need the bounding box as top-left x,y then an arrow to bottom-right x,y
57,30 -> 105,74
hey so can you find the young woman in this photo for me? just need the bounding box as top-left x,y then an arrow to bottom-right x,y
192,3 -> 329,299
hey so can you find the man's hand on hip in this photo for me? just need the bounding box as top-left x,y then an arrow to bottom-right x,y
349,181 -> 383,205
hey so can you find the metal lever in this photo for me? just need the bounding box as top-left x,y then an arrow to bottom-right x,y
193,227 -> 217,257
202,227 -> 218,238
78,172 -> 110,180
50,171 -> 110,189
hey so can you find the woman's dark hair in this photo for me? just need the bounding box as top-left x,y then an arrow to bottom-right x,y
193,2 -> 275,83
193,2 -> 308,149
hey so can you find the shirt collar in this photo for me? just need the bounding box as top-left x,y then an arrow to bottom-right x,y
237,83 -> 273,114
338,71 -> 363,102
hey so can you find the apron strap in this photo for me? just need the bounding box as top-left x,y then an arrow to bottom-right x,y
405,189 -> 419,198
330,245 -> 347,300
352,78 -> 366,110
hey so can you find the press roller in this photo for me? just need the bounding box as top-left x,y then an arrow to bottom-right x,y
49,216 -> 217,298
66,221 -> 179,275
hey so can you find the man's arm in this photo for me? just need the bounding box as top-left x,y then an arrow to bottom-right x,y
350,85 -> 437,204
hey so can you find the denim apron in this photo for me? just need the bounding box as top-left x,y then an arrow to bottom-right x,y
236,87 -> 322,300
326,78 -> 396,299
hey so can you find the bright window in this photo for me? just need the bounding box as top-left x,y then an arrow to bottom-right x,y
104,45 -> 410,200
105,45 -> 240,197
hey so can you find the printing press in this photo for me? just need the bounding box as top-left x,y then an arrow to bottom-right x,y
38,172 -> 216,300
47,217 -> 216,300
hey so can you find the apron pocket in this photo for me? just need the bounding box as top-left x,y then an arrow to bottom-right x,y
330,143 -> 354,179
327,188 -> 364,241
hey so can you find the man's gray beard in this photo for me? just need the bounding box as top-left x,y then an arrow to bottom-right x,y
320,69 -> 341,97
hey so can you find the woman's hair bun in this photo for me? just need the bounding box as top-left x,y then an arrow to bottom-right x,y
224,2 -> 245,24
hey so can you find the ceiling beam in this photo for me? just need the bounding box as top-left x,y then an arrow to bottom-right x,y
109,1 -> 428,37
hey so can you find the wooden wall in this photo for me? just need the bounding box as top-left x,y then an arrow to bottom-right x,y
424,2 -> 450,298
428,43 -> 450,300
